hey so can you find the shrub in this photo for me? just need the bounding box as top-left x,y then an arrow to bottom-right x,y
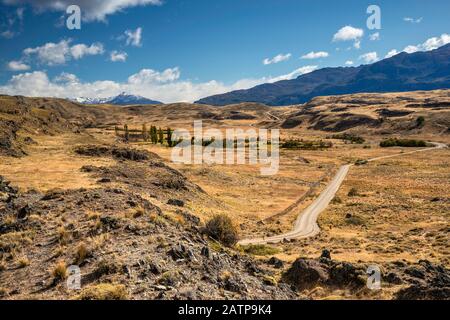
78,283 -> 128,300
345,215 -> 367,226
17,256 -> 30,268
380,138 -> 427,148
75,242 -> 90,264
348,187 -> 359,197
281,139 -> 332,150
416,116 -> 425,128
331,133 -> 365,144
52,261 -> 68,281
94,257 -> 120,277
57,226 -> 70,245
205,215 -> 238,247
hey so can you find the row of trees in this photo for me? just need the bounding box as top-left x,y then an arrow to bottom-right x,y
115,124 -> 175,147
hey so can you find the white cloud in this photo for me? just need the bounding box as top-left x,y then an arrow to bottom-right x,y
110,51 -> 128,62
125,27 -> 142,47
263,53 -> 291,65
7,60 -> 30,71
421,34 -> 450,51
70,43 -> 104,60
333,26 -> 364,49
345,60 -> 354,66
53,72 -> 79,84
24,40 -> 71,65
301,51 -> 329,59
23,40 -> 104,65
359,52 -> 379,64
403,45 -> 420,54
404,17 -> 423,24
1,0 -> 162,21
401,34 -> 450,54
266,66 -> 318,82
369,32 -> 380,41
0,66 -> 318,103
128,68 -> 181,84
385,49 -> 400,58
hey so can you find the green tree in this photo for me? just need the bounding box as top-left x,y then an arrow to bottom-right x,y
158,127 -> 164,144
166,127 -> 173,147
150,126 -> 157,144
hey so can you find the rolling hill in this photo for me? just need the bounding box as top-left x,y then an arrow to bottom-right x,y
196,44 -> 450,106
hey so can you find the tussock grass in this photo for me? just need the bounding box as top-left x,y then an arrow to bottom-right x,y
52,261 -> 68,281
77,283 -> 128,300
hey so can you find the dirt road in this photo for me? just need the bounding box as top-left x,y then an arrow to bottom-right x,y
238,142 -> 447,245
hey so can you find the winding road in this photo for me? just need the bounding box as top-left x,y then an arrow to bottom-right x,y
238,142 -> 447,246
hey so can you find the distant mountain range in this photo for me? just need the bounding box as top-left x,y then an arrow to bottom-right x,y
196,44 -> 450,106
73,92 -> 162,105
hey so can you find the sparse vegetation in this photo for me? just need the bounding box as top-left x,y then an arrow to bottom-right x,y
241,244 -> 280,256
205,214 -> 238,247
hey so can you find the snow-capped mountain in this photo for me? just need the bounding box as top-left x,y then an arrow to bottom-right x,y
72,92 -> 162,106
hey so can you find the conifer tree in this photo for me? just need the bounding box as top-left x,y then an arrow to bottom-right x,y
158,127 -> 164,144
167,127 -> 173,147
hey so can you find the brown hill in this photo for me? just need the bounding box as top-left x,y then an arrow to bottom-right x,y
281,90 -> 450,135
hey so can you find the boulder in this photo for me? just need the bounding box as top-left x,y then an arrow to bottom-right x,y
282,258 -> 329,290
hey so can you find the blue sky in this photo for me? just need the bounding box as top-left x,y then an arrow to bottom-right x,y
0,0 -> 449,102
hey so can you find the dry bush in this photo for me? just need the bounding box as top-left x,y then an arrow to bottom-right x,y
52,260 -> 68,281
77,283 -> 128,300
17,256 -> 30,268
348,187 -> 359,197
57,226 -> 70,245
94,257 -> 120,277
219,270 -> 232,282
75,242 -> 90,264
205,214 -> 238,247
86,210 -> 101,221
